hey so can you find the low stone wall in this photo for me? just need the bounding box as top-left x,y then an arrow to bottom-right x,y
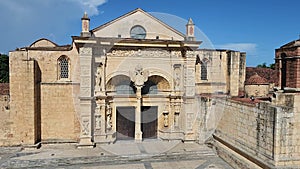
210,96 -> 300,168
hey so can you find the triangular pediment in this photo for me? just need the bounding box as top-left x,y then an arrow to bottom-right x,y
92,8 -> 185,41
280,39 -> 300,48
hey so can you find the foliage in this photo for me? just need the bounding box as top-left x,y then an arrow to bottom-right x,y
0,54 -> 9,83
256,62 -> 275,70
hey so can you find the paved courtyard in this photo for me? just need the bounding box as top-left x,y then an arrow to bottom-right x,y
0,141 -> 233,169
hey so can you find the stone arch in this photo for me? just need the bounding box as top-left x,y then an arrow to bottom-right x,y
147,75 -> 170,92
57,55 -> 70,80
147,69 -> 173,88
106,74 -> 135,94
106,69 -> 172,93
200,58 -> 209,80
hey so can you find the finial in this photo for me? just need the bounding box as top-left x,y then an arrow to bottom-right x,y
187,18 -> 194,25
82,11 -> 89,19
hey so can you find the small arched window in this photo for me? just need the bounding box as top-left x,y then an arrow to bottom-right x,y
58,55 -> 70,79
201,59 -> 208,80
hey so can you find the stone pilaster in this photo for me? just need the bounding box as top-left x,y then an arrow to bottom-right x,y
183,51 -> 196,141
78,47 -> 95,148
228,51 -> 240,96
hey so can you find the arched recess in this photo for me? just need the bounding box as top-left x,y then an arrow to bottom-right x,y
143,75 -> 171,94
200,58 -> 209,80
57,55 -> 70,80
106,74 -> 171,95
280,53 -> 287,89
106,75 -> 135,94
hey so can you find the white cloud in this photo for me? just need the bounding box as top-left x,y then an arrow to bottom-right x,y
215,43 -> 257,53
0,0 -> 107,54
74,0 -> 107,16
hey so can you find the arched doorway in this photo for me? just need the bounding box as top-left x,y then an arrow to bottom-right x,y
107,74 -> 170,141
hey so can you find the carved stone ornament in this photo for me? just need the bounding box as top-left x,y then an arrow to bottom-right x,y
163,110 -> 169,127
79,47 -> 92,55
95,104 -> 101,129
130,65 -> 149,87
106,104 -> 112,130
82,119 -> 90,135
95,64 -> 103,91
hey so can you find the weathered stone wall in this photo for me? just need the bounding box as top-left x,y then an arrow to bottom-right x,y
40,84 -> 80,142
9,51 -> 40,146
194,50 -> 245,96
0,95 -> 12,146
7,45 -> 81,146
245,84 -> 269,97
211,95 -> 300,168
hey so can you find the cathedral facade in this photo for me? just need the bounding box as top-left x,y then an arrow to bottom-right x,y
6,8 -> 246,147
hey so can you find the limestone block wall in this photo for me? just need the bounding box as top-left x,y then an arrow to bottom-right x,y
228,51 -> 241,96
212,96 -> 300,168
245,84 -> 269,97
239,53 -> 246,93
9,51 -> 40,145
0,95 -> 13,146
7,44 -> 81,146
194,50 -> 245,96
40,84 -> 80,142
195,50 -> 228,94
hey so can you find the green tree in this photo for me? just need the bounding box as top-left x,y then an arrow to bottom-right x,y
256,62 -> 267,68
0,54 -> 9,83
256,62 -> 275,70
269,63 -> 275,70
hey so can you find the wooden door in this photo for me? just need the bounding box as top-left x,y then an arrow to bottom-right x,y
141,106 -> 158,139
116,107 -> 135,140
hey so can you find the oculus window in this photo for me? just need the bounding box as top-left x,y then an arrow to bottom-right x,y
130,25 -> 146,39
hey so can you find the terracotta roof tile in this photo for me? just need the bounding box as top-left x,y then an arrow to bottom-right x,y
0,83 -> 9,95
246,67 -> 278,85
245,73 -> 269,85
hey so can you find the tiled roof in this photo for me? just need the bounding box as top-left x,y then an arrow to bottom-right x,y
246,67 -> 278,85
245,73 -> 269,85
0,83 -> 9,95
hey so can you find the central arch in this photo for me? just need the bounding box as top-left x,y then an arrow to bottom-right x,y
105,73 -> 171,141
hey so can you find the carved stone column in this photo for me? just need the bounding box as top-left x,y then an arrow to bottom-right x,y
130,65 -> 149,142
135,86 -> 143,142
78,47 -> 95,148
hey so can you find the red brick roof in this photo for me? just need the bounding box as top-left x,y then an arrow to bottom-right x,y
245,73 -> 269,85
0,83 -> 9,95
246,67 -> 278,85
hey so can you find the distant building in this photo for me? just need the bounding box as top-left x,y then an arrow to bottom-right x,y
245,67 -> 278,97
275,39 -> 300,91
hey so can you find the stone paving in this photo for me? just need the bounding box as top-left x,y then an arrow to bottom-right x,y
0,141 -> 233,169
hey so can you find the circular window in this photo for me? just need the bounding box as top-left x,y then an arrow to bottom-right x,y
130,25 -> 146,39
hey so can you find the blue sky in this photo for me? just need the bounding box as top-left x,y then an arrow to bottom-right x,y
0,0 -> 299,66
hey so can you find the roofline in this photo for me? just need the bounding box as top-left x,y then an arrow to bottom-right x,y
91,8 -> 186,38
72,36 -> 202,50
279,39 -> 300,48
29,38 -> 58,47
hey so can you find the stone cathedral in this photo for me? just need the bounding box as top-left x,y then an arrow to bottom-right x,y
6,8 -> 246,147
